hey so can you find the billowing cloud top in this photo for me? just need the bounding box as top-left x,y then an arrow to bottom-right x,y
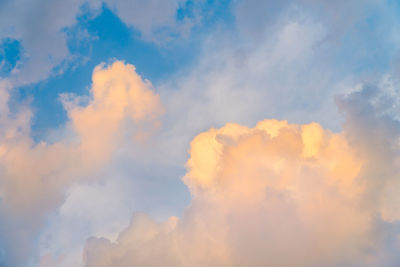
83,116 -> 400,266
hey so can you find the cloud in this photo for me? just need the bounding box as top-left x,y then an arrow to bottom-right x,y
233,0 -> 382,39
38,176 -> 136,267
154,0 -> 400,169
1,0 -> 392,87
83,93 -> 400,266
155,15 -> 347,170
0,0 -> 88,85
1,1 -> 400,266
0,0 -> 197,86
0,61 -> 163,266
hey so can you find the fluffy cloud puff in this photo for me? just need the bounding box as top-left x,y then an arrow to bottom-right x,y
0,61 -> 163,266
84,105 -> 400,266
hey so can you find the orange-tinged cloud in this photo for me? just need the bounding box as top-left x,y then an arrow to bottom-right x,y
1,61 -> 163,211
65,61 -> 163,165
84,119 -> 379,267
0,61 -> 163,265
184,119 -> 363,196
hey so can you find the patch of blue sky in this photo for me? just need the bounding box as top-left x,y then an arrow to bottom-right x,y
332,0 -> 400,78
177,0 -> 234,27
0,38 -> 22,77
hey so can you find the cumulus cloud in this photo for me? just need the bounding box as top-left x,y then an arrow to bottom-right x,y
155,0 -> 400,169
1,1 -> 400,266
156,15 -> 346,169
0,61 -> 163,266
83,91 -> 400,267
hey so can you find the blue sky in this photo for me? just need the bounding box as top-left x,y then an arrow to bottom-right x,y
1,0 -> 400,266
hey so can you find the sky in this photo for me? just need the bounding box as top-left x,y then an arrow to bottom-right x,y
0,0 -> 400,266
